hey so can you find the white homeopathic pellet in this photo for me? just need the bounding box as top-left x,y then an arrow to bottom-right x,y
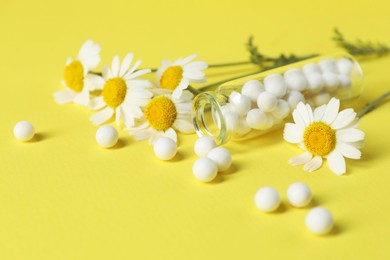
264,74 -> 287,98
229,91 -> 252,116
241,80 -> 264,102
285,73 -> 307,91
207,147 -> 232,172
319,59 -> 338,73
95,125 -> 118,148
306,73 -> 324,93
246,108 -> 268,129
287,182 -> 312,208
13,121 -> 35,141
338,75 -> 352,88
153,137 -> 177,161
305,207 -> 334,235
194,136 -> 216,157
322,72 -> 339,92
337,58 -> 354,75
286,91 -> 305,110
302,63 -> 321,75
271,99 -> 290,120
257,91 -> 277,112
254,187 -> 281,212
192,157 -> 218,182
313,92 -> 331,106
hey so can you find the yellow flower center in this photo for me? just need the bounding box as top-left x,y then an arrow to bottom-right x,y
160,66 -> 183,90
64,60 -> 84,92
303,122 -> 336,156
102,77 -> 127,108
145,96 -> 177,131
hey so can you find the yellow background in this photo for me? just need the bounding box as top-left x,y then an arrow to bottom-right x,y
1,0 -> 390,259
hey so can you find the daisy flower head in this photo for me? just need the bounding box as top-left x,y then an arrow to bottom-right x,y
89,53 -> 153,127
128,90 -> 194,144
54,40 -> 104,106
156,54 -> 208,99
283,98 -> 364,175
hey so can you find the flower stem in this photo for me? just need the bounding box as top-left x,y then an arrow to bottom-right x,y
197,70 -> 263,92
208,61 -> 252,68
357,91 -> 390,118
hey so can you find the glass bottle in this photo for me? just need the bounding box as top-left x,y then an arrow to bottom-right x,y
192,53 -> 364,146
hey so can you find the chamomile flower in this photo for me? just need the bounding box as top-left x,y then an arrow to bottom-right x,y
54,40 -> 104,106
156,54 -> 208,98
284,98 -> 364,175
128,90 -> 194,144
89,53 -> 153,127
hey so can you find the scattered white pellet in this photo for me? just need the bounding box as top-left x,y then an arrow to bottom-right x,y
313,92 -> 332,106
254,187 -> 281,212
287,182 -> 312,208
13,121 -> 35,141
207,147 -> 232,172
192,157 -> 218,182
246,108 -> 268,130
337,58 -> 354,75
305,207 -> 334,235
271,99 -> 290,120
318,59 -> 338,73
95,125 -> 118,148
306,73 -> 324,93
285,73 -> 307,91
286,91 -> 305,110
194,136 -> 216,157
302,63 -> 321,75
338,75 -> 352,88
322,72 -> 339,92
153,137 -> 177,160
229,91 -> 252,116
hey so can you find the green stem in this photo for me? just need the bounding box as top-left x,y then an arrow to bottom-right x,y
197,70 -> 263,92
357,91 -> 390,118
187,85 -> 201,95
208,61 -> 252,68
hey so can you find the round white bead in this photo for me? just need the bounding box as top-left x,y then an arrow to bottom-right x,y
229,91 -> 252,116
264,74 -> 287,98
286,182 -> 312,207
322,72 -> 339,92
285,73 -> 307,91
271,99 -> 290,119
192,157 -> 218,182
13,121 -> 35,141
286,91 -> 305,110
224,110 -> 239,132
236,116 -> 251,136
302,63 -> 321,75
284,68 -> 303,78
338,75 -> 352,88
305,207 -> 334,235
153,137 -> 177,160
257,91 -> 277,112
313,92 -> 332,106
194,136 -> 216,157
318,59 -> 338,73
246,109 -> 267,129
241,80 -> 264,102
207,147 -> 232,172
254,187 -> 281,212
95,125 -> 118,148
306,73 -> 324,93
337,58 -> 354,75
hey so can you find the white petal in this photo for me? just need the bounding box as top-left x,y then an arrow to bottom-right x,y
327,150 -> 346,175
120,104 -> 142,127
183,71 -> 206,83
172,78 -> 189,99
102,65 -> 112,80
126,68 -> 151,80
305,104 -> 314,123
90,107 -> 114,125
77,40 -> 101,70
184,61 -> 208,71
289,152 -> 313,166
296,102 -> 311,126
181,54 -> 197,65
119,53 -> 133,77
116,107 -> 122,126
292,108 -> 306,128
54,89 -> 77,104
313,104 -> 326,122
304,156 -> 323,172
173,119 -> 194,134
131,128 -> 153,141
111,56 -> 120,77
321,98 -> 340,124
283,123 -> 303,143
163,128 -> 177,142
337,128 -> 365,142
73,87 -> 90,106
89,96 -> 106,110
124,60 -> 143,79
331,108 -> 357,129
85,74 -> 105,90
336,142 -> 361,159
